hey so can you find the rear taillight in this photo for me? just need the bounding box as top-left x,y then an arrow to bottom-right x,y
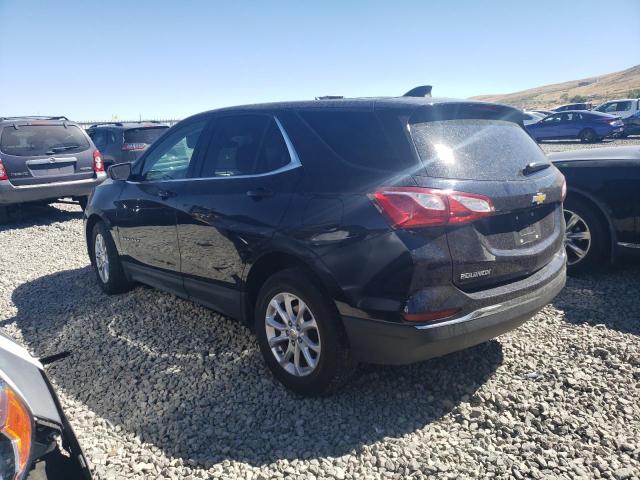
0,159 -> 7,181
93,150 -> 104,172
121,143 -> 146,151
370,187 -> 495,228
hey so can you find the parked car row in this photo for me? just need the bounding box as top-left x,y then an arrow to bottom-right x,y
530,98 -> 640,140
2,91 -> 639,400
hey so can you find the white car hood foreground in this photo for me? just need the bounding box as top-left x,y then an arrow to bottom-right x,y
0,330 -> 62,425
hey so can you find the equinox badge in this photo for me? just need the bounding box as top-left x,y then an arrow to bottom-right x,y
532,192 -> 546,205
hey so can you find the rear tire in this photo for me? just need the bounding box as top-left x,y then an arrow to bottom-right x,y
564,197 -> 608,274
254,268 -> 356,396
90,222 -> 133,294
579,128 -> 597,143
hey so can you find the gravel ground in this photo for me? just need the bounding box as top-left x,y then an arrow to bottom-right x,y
0,137 -> 639,479
539,136 -> 640,154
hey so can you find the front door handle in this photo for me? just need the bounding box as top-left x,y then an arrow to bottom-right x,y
246,187 -> 273,198
157,190 -> 176,200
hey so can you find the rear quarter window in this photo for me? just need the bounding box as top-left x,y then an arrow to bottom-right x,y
0,124 -> 90,157
410,119 -> 548,181
299,110 -> 414,173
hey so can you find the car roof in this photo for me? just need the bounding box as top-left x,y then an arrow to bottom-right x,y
597,98 -> 636,103
548,146 -> 640,162
0,116 -> 76,126
88,121 -> 169,129
186,96 -> 523,121
551,109 -> 612,116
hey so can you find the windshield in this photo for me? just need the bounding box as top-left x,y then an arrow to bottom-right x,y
0,124 -> 90,157
410,119 -> 548,181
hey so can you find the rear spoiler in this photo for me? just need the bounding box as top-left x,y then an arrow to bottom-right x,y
403,86 -> 432,98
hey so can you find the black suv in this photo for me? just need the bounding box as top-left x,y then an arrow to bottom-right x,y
84,96 -> 567,395
86,122 -> 169,168
0,116 -> 106,222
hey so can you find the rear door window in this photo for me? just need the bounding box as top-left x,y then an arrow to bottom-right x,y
409,119 -> 548,181
0,124 -> 90,157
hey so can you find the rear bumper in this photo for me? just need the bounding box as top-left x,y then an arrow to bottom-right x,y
0,174 -> 106,206
342,251 -> 566,365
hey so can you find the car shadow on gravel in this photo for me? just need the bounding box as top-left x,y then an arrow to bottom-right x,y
0,202 -> 82,232
554,258 -> 640,336
9,266 -> 504,467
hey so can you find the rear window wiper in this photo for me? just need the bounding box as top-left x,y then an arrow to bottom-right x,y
522,161 -> 551,176
45,145 -> 82,154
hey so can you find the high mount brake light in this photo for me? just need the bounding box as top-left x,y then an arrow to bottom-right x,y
0,380 -> 33,480
93,150 -> 104,172
370,187 -> 495,228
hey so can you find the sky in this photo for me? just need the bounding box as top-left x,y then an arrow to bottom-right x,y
0,0 -> 638,121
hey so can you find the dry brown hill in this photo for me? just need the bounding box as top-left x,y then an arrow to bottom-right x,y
471,65 -> 640,109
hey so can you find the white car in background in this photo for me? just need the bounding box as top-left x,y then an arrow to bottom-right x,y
522,111 -> 545,126
593,99 -> 640,137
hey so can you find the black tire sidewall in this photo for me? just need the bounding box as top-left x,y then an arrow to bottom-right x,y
91,222 -> 129,294
580,129 -> 595,143
254,269 -> 352,396
564,197 -> 608,273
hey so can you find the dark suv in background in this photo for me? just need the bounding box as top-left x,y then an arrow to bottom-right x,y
86,122 -> 169,168
85,96 -> 567,395
0,116 -> 106,223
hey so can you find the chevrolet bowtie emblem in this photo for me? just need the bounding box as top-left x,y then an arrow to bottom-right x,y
532,192 -> 546,205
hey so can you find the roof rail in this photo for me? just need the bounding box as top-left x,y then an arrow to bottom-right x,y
0,115 -> 69,122
403,86 -> 432,98
87,122 -> 124,128
315,95 -> 344,100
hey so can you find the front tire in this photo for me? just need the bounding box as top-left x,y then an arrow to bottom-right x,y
255,268 -> 356,396
91,222 -> 133,294
564,197 -> 608,274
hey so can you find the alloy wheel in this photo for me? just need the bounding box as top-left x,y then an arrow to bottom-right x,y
265,292 -> 321,377
564,209 -> 592,265
94,233 -> 110,283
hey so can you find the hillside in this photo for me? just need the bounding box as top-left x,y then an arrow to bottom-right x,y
471,65 -> 640,109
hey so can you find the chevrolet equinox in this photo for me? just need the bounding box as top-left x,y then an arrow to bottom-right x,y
84,94 -> 567,395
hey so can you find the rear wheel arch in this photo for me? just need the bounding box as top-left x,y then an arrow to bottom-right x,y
85,214 -> 118,261
243,251 -> 344,329
565,189 -> 615,261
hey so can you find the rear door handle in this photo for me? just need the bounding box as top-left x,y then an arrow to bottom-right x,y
157,190 -> 176,200
246,187 -> 273,198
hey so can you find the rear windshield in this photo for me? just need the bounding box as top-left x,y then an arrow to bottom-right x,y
124,127 -> 169,144
0,124 -> 90,157
410,119 -> 547,181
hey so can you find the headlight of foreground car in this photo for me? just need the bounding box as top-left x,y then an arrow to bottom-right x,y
0,379 -> 33,480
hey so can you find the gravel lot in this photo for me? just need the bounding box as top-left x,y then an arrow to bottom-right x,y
1,138 -> 639,479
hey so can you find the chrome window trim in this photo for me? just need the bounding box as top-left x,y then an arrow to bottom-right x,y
618,242 -> 640,249
130,115 -> 301,184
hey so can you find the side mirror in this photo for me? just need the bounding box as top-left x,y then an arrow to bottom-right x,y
108,162 -> 132,181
